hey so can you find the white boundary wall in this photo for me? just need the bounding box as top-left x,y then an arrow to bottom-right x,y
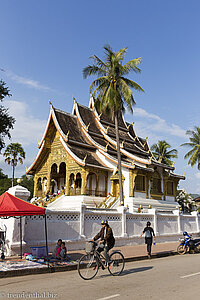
3,206 -> 200,255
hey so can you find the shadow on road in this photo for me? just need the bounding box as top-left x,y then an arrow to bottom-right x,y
97,266 -> 153,279
121,266 -> 153,276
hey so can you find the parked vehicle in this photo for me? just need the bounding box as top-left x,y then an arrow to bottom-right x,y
177,231 -> 200,255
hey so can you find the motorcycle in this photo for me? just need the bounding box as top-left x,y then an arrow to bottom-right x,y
177,232 -> 200,255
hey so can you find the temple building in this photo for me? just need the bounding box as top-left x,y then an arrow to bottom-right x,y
27,98 -> 185,212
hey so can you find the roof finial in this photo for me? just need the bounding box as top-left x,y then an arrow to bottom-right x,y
143,137 -> 148,148
183,171 -> 186,177
25,165 -> 28,172
86,123 -> 90,131
66,130 -> 69,140
49,99 -> 53,109
172,161 -> 175,167
149,155 -> 153,163
37,139 -> 40,147
73,96 -> 77,103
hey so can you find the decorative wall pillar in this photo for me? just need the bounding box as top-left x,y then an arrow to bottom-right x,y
191,211 -> 200,233
80,204 -> 86,238
148,208 -> 158,235
173,209 -> 181,233
117,206 -> 127,237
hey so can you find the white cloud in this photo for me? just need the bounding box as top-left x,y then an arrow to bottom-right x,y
133,107 -> 186,138
195,173 -> 200,179
5,70 -> 53,91
0,100 -> 47,178
4,100 -> 46,146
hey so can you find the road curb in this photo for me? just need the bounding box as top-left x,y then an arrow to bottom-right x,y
0,251 -> 177,279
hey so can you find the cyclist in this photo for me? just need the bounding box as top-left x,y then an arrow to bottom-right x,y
92,220 -> 115,266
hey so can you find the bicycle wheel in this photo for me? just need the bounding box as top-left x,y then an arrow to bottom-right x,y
77,253 -> 99,280
177,244 -> 188,255
108,251 -> 125,276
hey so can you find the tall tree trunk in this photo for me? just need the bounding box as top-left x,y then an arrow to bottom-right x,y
12,164 -> 15,187
114,111 -> 124,205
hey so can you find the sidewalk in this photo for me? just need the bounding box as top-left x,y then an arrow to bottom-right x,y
0,242 -> 178,278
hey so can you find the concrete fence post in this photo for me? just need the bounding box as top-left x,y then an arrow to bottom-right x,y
191,211 -> 199,233
117,206 -> 127,237
173,209 -> 181,234
148,208 -> 158,235
80,204 -> 86,239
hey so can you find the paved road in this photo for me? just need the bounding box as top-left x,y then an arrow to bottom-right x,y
1,253 -> 200,300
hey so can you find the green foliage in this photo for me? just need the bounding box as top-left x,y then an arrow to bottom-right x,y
0,178 -> 17,195
181,126 -> 200,170
0,175 -> 33,199
83,45 -> 144,205
176,189 -> 196,212
83,45 -> 144,117
151,140 -> 178,166
3,143 -> 26,185
0,168 -> 7,179
20,175 -> 34,200
0,80 -> 15,151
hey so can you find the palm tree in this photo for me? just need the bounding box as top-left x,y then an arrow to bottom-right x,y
83,45 -> 144,205
181,126 -> 200,170
151,140 -> 178,166
3,143 -> 25,187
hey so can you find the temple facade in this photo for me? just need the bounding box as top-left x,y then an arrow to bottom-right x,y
27,98 -> 185,212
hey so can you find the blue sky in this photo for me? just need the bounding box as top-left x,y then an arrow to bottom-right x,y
0,0 -> 200,194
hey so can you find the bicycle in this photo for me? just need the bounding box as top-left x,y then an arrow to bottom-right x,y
77,241 -> 125,280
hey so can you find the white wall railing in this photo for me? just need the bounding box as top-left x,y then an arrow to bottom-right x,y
5,206 -> 200,255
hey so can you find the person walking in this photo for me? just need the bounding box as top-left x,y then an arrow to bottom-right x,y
140,221 -> 155,258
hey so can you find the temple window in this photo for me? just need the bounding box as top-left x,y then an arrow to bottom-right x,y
51,163 -> 57,174
75,173 -> 82,189
43,177 -> 47,193
151,172 -> 162,194
98,174 -> 106,197
59,162 -> 66,176
86,172 -> 97,196
167,181 -> 174,195
135,175 -> 145,192
69,174 -> 75,188
37,178 -> 42,191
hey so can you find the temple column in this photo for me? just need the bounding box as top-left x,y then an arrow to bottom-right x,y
173,180 -> 178,201
163,176 -> 168,201
129,170 -> 137,197
33,175 -> 37,197
96,174 -> 99,196
65,169 -> 70,196
81,169 -> 88,195
146,174 -> 150,199
105,174 -> 108,196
